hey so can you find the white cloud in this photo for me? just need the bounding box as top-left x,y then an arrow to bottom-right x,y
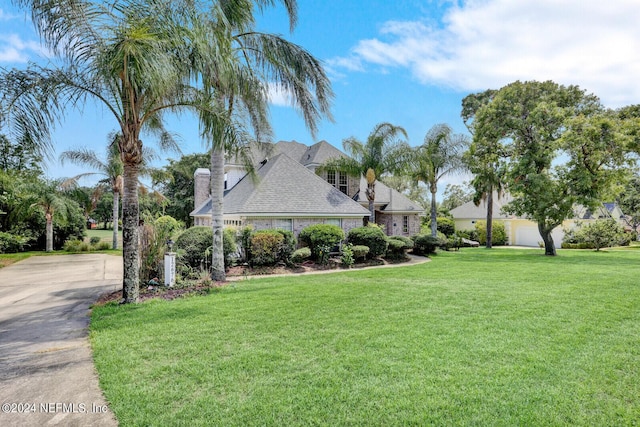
0,33 -> 48,63
267,83 -> 295,107
333,0 -> 640,107
0,8 -> 20,21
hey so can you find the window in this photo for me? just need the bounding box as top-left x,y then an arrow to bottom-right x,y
327,171 -> 348,195
325,218 -> 342,227
274,219 -> 293,232
327,170 -> 336,186
339,172 -> 348,194
403,216 -> 409,234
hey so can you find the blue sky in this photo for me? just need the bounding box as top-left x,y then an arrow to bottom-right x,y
2,0 -> 640,191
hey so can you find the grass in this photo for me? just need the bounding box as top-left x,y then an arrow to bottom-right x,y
86,228 -> 122,247
90,248 -> 640,426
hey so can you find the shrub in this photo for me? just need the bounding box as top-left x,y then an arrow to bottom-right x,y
341,243 -> 355,267
386,238 -> 408,259
275,229 -> 296,262
351,245 -> 369,260
425,216 -> 456,237
63,239 -> 90,252
249,230 -> 284,266
223,228 -> 238,267
0,232 -> 30,253
291,247 -> 311,264
298,224 -> 344,260
89,236 -> 102,246
412,234 -> 441,255
475,220 -> 507,246
175,226 -> 211,269
347,225 -> 388,258
95,241 -> 111,251
563,219 -> 627,251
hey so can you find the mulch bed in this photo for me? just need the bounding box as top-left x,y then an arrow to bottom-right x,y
94,256 -> 410,305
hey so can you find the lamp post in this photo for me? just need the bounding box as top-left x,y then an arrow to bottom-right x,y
164,239 -> 176,287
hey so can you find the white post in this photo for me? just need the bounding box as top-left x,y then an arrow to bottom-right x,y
164,252 -> 176,287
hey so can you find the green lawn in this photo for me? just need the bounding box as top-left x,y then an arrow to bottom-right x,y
90,249 -> 640,426
86,228 -> 122,246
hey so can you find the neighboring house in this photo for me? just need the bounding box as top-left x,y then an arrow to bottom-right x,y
450,192 -> 625,248
191,140 -> 424,237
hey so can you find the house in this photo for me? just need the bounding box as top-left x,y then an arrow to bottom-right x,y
190,140 -> 424,237
450,192 -> 626,248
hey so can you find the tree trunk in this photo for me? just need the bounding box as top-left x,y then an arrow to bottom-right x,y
45,212 -> 53,252
210,146 -> 226,282
112,190 -> 119,250
486,190 -> 493,249
122,163 -> 140,303
430,189 -> 437,237
538,223 -> 557,256
365,182 -> 375,223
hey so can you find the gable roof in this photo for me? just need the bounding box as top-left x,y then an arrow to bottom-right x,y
353,179 -> 425,214
449,192 -> 515,219
192,153 -> 369,218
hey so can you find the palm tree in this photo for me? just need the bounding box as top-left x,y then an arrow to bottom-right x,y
60,136 -> 123,249
190,2 -> 334,282
407,124 -> 469,237
25,179 -> 73,252
2,1 -> 216,303
321,123 -> 408,223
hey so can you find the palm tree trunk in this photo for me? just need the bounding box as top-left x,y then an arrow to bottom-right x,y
430,189 -> 437,237
486,190 -> 493,249
112,190 -> 119,250
210,146 -> 226,282
122,164 -> 140,303
45,212 -> 53,252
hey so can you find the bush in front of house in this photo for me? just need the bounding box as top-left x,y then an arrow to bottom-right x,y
385,236 -> 414,259
175,226 -> 211,270
291,247 -> 311,264
298,224 -> 344,260
474,220 -> 507,246
249,230 -> 284,266
412,234 -> 441,255
341,243 -> 355,267
351,245 -> 369,261
347,225 -> 388,258
223,228 -> 238,267
424,216 -> 456,237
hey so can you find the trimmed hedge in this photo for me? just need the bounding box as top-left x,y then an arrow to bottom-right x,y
250,230 -> 284,266
298,224 -> 344,260
291,247 -> 311,264
347,226 -> 388,258
351,245 -> 369,260
412,234 -> 441,255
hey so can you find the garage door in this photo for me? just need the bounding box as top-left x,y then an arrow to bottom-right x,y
515,226 -> 564,248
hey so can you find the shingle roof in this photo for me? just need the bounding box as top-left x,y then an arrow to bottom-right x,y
449,192 -> 514,219
353,179 -> 425,214
193,153 -> 369,217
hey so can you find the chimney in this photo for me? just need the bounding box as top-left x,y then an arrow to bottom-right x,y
194,168 -> 211,210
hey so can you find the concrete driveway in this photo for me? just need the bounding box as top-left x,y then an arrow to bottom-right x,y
0,254 -> 122,427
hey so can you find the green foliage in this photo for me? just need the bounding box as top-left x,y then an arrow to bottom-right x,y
291,247 -> 311,264
95,241 -> 111,251
223,228 -> 238,267
412,234 -> 441,255
351,245 -> 369,260
347,225 -> 388,258
471,81 -> 629,255
0,232 -> 31,253
340,243 -> 355,267
90,236 -> 102,245
298,224 -> 344,260
563,219 -> 629,251
63,239 -> 91,252
385,238 -> 409,259
175,226 -> 212,270
425,216 -> 456,237
154,153 -> 210,224
475,220 -> 507,246
249,230 -> 284,266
